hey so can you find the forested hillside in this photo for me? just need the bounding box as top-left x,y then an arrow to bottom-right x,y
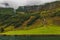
0,1 -> 60,32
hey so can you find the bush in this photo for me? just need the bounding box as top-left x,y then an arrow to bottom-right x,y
51,11 -> 60,17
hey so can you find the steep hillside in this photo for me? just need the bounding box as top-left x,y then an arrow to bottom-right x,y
0,1 -> 60,32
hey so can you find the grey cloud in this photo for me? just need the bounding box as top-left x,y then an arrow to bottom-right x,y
0,0 -> 59,9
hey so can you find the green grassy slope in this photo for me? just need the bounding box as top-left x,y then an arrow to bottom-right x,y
1,25 -> 60,35
0,1 -> 60,35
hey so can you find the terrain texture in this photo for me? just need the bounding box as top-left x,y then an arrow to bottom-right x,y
0,1 -> 60,35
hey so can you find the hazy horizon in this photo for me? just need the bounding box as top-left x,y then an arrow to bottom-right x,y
0,0 -> 59,9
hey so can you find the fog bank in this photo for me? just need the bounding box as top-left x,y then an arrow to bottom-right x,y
0,0 -> 59,9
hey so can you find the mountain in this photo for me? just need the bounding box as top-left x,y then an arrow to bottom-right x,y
16,1 -> 60,13
0,1 -> 60,32
0,8 -> 14,15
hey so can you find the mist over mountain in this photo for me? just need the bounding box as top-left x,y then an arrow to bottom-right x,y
0,0 -> 58,9
0,1 -> 60,32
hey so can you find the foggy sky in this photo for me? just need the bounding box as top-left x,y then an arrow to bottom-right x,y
0,0 -> 59,9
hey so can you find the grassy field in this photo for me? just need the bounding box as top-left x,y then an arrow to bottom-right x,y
1,25 -> 60,35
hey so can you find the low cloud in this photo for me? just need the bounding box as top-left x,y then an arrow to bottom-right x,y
0,0 -> 59,9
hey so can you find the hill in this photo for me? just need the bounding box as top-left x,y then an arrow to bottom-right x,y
0,1 -> 60,33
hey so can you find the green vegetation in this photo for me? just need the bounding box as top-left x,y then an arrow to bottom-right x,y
2,25 -> 60,35
0,1 -> 60,35
0,8 -> 14,15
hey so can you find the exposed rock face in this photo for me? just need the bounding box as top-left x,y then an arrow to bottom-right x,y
17,1 -> 60,12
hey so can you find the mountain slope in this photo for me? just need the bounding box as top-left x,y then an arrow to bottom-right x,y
0,1 -> 60,32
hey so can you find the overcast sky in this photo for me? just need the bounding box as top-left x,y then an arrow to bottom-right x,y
0,0 -> 58,9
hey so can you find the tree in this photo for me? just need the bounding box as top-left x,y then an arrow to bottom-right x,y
0,28 -> 4,32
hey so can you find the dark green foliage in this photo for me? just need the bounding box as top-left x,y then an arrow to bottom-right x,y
0,12 -> 40,29
14,22 -> 22,28
0,1 -> 60,32
16,7 -> 24,12
51,11 -> 60,17
0,8 -> 14,15
0,28 -> 4,32
27,15 -> 40,27
54,11 -> 60,16
27,13 -> 40,26
13,14 -> 31,28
